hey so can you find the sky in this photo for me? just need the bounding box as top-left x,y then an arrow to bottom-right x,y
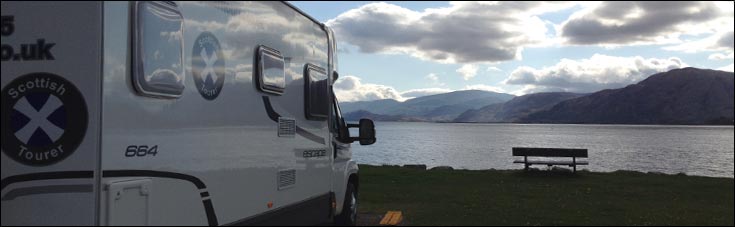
290,1 -> 735,102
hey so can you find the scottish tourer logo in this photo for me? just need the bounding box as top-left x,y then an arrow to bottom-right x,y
1,72 -> 87,166
192,31 -> 225,100
13,93 -> 65,146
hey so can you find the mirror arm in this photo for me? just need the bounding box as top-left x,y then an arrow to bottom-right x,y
346,123 -> 360,128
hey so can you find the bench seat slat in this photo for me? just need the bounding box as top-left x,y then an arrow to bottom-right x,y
512,147 -> 588,157
513,160 -> 589,165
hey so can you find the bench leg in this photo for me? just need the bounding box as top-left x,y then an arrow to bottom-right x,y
573,157 -> 577,173
524,156 -> 528,171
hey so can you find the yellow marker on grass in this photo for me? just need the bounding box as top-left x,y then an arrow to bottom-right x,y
379,211 -> 403,226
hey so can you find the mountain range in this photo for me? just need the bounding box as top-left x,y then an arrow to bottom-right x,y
522,67 -> 734,125
341,67 -> 734,125
454,92 -> 586,123
341,90 -> 514,121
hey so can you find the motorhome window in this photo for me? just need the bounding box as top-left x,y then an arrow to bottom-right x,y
333,97 -> 350,142
132,1 -> 185,98
256,46 -> 286,95
305,64 -> 329,121
331,96 -> 341,133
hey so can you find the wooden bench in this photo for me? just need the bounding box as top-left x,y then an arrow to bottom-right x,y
512,147 -> 588,173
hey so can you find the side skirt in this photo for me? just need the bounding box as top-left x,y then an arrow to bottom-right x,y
226,193 -> 335,226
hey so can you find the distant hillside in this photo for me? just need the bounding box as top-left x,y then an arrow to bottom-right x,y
343,110 -> 422,122
339,99 -> 402,116
340,90 -> 515,122
455,92 -> 585,123
523,68 -> 734,125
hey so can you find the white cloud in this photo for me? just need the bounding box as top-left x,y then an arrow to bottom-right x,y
425,73 -> 444,86
334,75 -> 514,102
334,75 -> 454,102
462,84 -> 506,94
719,63 -> 734,72
456,64 -> 479,80
486,66 -> 503,72
400,88 -> 453,100
665,31 -> 734,57
560,2 -> 734,47
333,75 -> 404,102
504,54 -> 687,94
708,52 -> 735,60
327,2 -> 576,64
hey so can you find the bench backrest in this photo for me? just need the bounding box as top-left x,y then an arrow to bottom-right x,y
512,147 -> 588,158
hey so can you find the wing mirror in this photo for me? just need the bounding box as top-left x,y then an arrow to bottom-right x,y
347,119 -> 376,145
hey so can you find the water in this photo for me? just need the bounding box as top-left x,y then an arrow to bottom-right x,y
351,122 -> 735,178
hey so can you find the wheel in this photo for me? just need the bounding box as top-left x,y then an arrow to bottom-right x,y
335,183 -> 357,226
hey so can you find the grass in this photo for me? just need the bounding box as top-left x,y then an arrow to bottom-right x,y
357,165 -> 734,226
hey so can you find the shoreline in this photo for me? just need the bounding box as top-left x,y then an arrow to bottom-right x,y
358,164 -> 735,179
367,120 -> 735,127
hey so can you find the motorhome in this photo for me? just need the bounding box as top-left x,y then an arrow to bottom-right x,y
1,1 -> 375,225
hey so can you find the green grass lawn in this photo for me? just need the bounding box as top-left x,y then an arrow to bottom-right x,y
357,165 -> 734,226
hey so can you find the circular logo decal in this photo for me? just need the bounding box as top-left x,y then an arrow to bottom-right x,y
192,31 -> 225,100
1,72 -> 88,166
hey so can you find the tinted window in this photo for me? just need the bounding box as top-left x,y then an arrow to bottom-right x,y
257,46 -> 285,94
333,97 -> 350,141
305,64 -> 328,120
133,1 -> 184,98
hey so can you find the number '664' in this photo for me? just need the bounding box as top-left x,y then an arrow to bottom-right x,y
125,145 -> 158,157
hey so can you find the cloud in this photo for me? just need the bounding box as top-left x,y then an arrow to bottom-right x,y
400,88 -> 453,99
425,73 -> 444,86
334,75 -> 513,102
486,66 -> 502,72
560,2 -> 733,46
333,75 -> 403,102
456,64 -> 480,80
719,64 -> 734,72
708,52 -> 734,60
505,54 -> 687,94
336,45 -> 351,54
327,2 -> 575,64
334,75 -> 452,102
463,84 -> 506,93
665,31 -> 734,56
333,75 -> 453,102
718,30 -> 735,50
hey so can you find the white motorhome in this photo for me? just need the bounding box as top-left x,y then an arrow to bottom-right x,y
1,1 -> 375,226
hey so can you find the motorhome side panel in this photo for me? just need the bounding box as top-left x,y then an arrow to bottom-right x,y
100,2 -> 332,225
1,2 -> 102,226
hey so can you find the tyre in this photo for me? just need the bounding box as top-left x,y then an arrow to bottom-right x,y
335,183 -> 357,226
